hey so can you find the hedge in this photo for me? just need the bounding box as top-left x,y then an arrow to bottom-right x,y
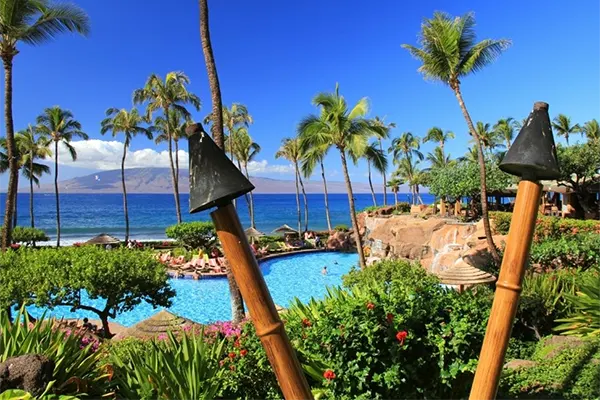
491,211 -> 600,241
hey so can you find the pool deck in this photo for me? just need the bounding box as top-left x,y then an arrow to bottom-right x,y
167,248 -> 338,280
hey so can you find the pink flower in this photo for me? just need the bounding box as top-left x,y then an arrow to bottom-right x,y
366,302 -> 375,310
323,370 -> 336,380
157,333 -> 167,341
240,349 -> 248,357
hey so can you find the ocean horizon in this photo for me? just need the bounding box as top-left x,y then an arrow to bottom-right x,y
0,192 -> 434,245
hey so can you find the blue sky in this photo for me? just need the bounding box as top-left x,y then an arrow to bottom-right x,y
1,0 -> 598,187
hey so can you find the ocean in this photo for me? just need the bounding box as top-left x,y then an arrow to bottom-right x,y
0,192 -> 435,244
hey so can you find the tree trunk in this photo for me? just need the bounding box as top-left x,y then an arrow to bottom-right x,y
121,143 -> 129,242
54,141 -> 61,247
506,139 -> 511,150
298,170 -> 309,233
367,160 -> 377,207
30,156 -> 34,229
165,112 -> 182,224
379,139 -> 387,206
239,159 -> 252,224
320,159 -> 332,231
453,86 -> 500,264
294,162 -> 302,238
1,55 -> 17,250
340,150 -> 366,269
199,0 -> 224,147
394,190 -> 398,207
199,0 -> 244,323
244,164 -> 255,228
175,138 -> 180,188
99,312 -> 112,338
13,196 -> 17,229
229,130 -> 237,209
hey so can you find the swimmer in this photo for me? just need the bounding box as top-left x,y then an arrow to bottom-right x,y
321,266 -> 328,275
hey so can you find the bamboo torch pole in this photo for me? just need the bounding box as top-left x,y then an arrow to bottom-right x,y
469,178 -> 541,399
212,203 -> 314,400
469,101 -> 560,399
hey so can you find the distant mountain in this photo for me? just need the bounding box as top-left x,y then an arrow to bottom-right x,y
30,168 -> 384,194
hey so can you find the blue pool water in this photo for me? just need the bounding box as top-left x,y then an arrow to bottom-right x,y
27,252 -> 358,327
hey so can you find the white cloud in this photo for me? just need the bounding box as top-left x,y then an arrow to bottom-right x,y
56,139 -> 294,175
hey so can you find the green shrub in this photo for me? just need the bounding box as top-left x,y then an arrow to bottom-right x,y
513,270 -> 586,341
165,221 -> 216,249
530,233 -> 600,271
11,226 -> 49,245
109,330 -> 224,400
334,224 -> 349,232
283,260 -> 493,399
0,307 -> 109,397
396,202 -> 411,213
499,337 -> 600,400
0,247 -> 175,337
491,211 -> 600,241
555,267 -> 600,337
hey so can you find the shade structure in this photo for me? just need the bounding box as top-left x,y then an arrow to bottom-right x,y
245,227 -> 265,238
436,259 -> 496,286
272,224 -> 299,234
116,309 -> 199,339
85,233 -> 120,246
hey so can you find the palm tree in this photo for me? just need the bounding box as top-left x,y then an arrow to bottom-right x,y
494,117 -> 516,149
198,0 -> 244,325
402,11 -> 510,264
386,178 -> 403,207
426,146 -> 452,169
101,108 -> 153,242
514,117 -> 528,131
0,131 -> 50,230
233,128 -> 261,228
16,126 -> 51,230
154,108 -> 189,196
389,132 -> 423,164
133,72 -> 200,223
552,114 -> 581,145
472,121 -> 504,154
459,145 -> 480,163
36,106 -> 88,247
298,83 -> 372,269
360,142 -> 388,206
0,0 -> 89,250
370,116 -> 395,205
582,119 -> 599,142
423,127 -> 454,159
394,158 -> 422,205
300,143 -> 332,231
275,138 -> 306,237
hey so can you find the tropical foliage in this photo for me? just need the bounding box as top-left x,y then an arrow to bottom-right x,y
0,0 -> 90,250
275,138 -> 307,236
10,226 -> 49,246
165,221 -> 217,250
36,106 -> 88,247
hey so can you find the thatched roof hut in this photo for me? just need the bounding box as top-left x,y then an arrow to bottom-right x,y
272,224 -> 298,234
85,233 -> 120,246
115,310 -> 199,339
436,259 -> 496,293
245,227 -> 265,238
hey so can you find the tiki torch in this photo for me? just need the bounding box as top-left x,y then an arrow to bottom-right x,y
469,102 -> 560,399
187,123 -> 313,400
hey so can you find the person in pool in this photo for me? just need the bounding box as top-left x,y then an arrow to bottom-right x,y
321,266 -> 328,275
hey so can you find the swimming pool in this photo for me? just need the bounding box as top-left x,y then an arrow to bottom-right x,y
27,251 -> 358,326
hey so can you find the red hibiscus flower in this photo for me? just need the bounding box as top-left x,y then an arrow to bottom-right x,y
386,313 -> 394,323
396,330 -> 408,345
302,318 -> 312,327
240,349 -> 248,357
323,369 -> 336,380
228,352 -> 236,359
366,302 -> 375,310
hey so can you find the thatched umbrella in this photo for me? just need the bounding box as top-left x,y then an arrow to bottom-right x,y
436,259 -> 496,293
85,233 -> 120,246
115,309 -> 200,340
245,227 -> 265,238
272,224 -> 298,235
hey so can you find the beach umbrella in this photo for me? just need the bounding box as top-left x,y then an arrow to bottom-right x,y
436,259 -> 496,292
85,233 -> 120,246
115,309 -> 199,340
272,224 -> 298,234
245,227 -> 265,238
